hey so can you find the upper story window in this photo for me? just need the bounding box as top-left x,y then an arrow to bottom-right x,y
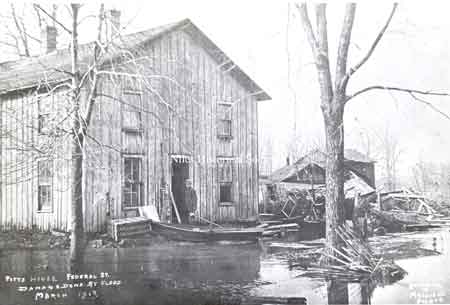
122,91 -> 143,131
37,95 -> 52,134
217,102 -> 232,139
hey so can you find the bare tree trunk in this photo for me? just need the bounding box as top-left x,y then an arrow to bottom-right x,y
327,280 -> 349,305
323,97 -> 347,305
323,103 -> 346,250
298,4 -> 355,303
69,3 -> 84,270
299,1 -> 351,255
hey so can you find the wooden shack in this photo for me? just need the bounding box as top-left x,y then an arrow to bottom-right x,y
262,149 -> 376,214
0,18 -> 270,232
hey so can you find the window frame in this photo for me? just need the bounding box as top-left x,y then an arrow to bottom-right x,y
122,156 -> 144,209
121,90 -> 143,132
37,95 -> 52,135
37,159 -> 53,213
219,182 -> 233,205
217,157 -> 234,206
217,102 -> 233,139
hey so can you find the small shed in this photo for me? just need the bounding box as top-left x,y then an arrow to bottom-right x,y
261,149 -> 375,216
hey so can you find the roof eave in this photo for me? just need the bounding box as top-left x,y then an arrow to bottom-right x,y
181,20 -> 271,101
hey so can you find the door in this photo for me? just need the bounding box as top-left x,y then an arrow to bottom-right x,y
171,160 -> 190,221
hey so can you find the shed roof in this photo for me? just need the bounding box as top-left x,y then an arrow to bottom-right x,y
343,148 -> 375,163
0,19 -> 270,101
272,171 -> 375,199
267,149 -> 373,183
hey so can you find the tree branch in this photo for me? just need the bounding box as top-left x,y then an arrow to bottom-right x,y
10,4 -> 30,57
313,4 -> 334,107
315,4 -> 329,59
33,4 -> 72,34
298,3 -> 334,111
408,92 -> 450,121
83,4 -> 104,132
335,3 -> 356,92
346,85 -> 450,120
296,3 -> 318,57
346,85 -> 450,102
344,3 -> 397,83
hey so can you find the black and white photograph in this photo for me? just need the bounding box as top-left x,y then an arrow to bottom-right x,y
0,1 -> 450,304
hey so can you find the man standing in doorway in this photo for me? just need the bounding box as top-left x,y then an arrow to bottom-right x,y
181,179 -> 197,224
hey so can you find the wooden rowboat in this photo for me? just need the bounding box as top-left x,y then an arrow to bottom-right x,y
151,222 -> 264,242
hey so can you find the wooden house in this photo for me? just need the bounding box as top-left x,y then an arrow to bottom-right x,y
0,17 -> 270,232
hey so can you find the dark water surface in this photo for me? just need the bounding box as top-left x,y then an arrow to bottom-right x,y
0,230 -> 449,305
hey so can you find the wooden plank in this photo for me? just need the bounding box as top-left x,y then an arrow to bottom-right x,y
252,97 -> 258,217
210,57 -> 217,222
19,95 -> 25,229
203,51 -> 210,221
0,96 -> 3,228
181,31 -> 189,155
255,95 -> 260,216
150,46 -> 158,208
169,188 -> 181,224
230,80 -> 239,219
245,88 -> 251,219
221,296 -> 306,305
239,87 -> 246,219
1,97 -> 5,227
191,41 -> 201,219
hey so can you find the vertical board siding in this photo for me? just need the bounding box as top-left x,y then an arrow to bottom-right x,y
0,90 -> 71,231
0,28 -> 261,231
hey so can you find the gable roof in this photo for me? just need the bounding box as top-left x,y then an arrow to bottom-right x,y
267,149 -> 373,183
343,148 -> 374,163
0,19 -> 270,101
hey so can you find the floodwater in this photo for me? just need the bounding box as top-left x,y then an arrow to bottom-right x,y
0,229 -> 449,305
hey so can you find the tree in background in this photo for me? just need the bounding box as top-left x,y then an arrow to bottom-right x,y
0,4 -> 58,58
378,124 -> 402,192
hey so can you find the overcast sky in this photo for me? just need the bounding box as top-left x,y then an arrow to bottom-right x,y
2,1 -> 450,184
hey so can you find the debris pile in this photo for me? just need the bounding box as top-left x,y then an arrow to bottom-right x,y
293,224 -> 407,282
367,188 -> 449,234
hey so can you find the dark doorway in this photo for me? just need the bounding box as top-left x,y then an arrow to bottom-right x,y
171,160 -> 190,223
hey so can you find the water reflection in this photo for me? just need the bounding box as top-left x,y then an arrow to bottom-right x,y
328,280 -> 349,305
0,230 -> 448,305
0,244 -> 262,305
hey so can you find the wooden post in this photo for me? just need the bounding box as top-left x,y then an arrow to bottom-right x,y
354,192 -> 359,208
169,187 -> 181,224
377,192 -> 381,210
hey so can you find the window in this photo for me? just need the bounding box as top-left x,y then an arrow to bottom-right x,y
122,91 -> 142,131
38,160 -> 53,212
37,96 -> 51,134
122,157 -> 143,208
217,103 -> 232,138
220,184 -> 232,203
218,158 -> 233,204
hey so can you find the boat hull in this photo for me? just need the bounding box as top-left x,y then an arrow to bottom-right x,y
151,222 -> 263,242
